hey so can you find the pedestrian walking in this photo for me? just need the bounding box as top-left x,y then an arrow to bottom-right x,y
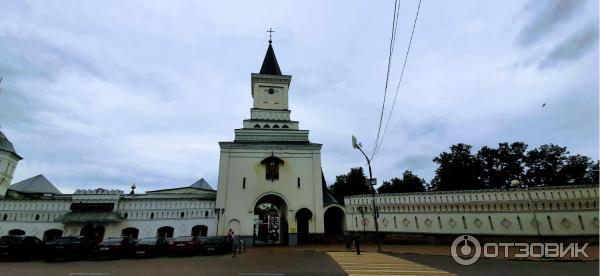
232,231 -> 238,257
240,239 -> 246,253
353,232 -> 361,255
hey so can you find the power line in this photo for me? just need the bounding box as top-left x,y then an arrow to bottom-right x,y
373,0 -> 423,158
371,0 -> 401,158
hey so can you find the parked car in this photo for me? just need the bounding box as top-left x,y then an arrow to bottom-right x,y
91,237 -> 136,259
201,236 -> 232,255
0,235 -> 44,260
134,237 -> 168,258
167,236 -> 205,256
45,236 -> 95,261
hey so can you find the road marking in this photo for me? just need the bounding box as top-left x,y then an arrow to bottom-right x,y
238,273 -> 286,276
68,273 -> 111,276
327,252 -> 455,276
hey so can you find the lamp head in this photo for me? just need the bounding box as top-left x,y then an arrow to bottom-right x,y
352,135 -> 359,149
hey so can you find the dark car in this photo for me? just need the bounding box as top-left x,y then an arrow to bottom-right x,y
91,237 -> 136,260
201,236 -> 231,255
134,237 -> 168,258
0,235 -> 44,260
45,236 -> 95,261
167,236 -> 205,256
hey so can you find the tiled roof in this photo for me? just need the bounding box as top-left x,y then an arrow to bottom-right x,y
189,178 -> 214,190
9,174 -> 62,194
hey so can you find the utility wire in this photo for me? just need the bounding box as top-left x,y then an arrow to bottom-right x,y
371,0 -> 401,158
373,0 -> 423,158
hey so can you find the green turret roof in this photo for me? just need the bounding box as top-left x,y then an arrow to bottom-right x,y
0,130 -> 22,160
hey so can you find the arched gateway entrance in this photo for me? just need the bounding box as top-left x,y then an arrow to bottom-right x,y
324,206 -> 346,240
253,194 -> 288,245
296,208 -> 312,244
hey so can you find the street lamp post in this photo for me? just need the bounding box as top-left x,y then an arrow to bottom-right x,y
214,208 -> 225,235
352,135 -> 382,253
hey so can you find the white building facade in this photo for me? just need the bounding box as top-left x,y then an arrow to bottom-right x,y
215,40 -> 331,246
0,41 -> 597,245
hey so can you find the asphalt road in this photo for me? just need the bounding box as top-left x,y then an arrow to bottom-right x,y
391,253 -> 599,276
1,248 -> 598,276
0,248 -> 345,276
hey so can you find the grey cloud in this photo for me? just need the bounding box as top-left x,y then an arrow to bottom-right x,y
538,22 -> 599,69
516,0 -> 586,47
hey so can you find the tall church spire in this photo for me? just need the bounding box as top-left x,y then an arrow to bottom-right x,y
259,40 -> 282,75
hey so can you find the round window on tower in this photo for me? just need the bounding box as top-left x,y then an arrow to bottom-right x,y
268,88 -> 275,94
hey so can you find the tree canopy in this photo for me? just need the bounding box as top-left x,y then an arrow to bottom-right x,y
431,142 -> 599,191
330,142 -> 598,196
377,170 -> 426,194
328,167 -> 372,201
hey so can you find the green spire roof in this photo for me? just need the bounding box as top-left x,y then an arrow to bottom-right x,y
0,130 -> 22,160
259,42 -> 282,75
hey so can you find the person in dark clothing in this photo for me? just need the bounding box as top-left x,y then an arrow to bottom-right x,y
352,232 -> 361,255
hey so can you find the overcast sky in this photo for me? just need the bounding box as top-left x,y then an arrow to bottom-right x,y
0,0 -> 598,193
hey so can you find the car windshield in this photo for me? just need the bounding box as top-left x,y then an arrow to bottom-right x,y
206,237 -> 224,242
0,236 -> 23,245
138,238 -> 158,244
48,237 -> 76,243
174,236 -> 194,242
102,238 -> 124,245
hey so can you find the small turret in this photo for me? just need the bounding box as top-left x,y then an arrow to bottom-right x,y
0,130 -> 22,198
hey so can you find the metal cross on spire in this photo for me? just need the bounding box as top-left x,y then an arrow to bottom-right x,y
267,28 -> 275,43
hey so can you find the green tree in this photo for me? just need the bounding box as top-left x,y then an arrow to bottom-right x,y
585,160 -> 599,185
431,143 -> 483,191
477,142 -> 528,189
329,167 -> 371,201
377,170 -> 426,193
524,144 -> 569,187
560,155 -> 596,185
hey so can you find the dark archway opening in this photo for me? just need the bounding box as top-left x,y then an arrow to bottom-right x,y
296,208 -> 312,244
324,206 -> 345,240
191,225 -> 208,237
121,227 -> 139,239
253,194 -> 288,245
157,226 -> 174,238
43,229 -> 63,242
8,229 -> 25,235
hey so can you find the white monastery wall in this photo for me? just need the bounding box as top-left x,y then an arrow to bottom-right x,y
344,185 -> 599,236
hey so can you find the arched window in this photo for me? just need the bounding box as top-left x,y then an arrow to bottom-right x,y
150,212 -> 155,219
272,124 -> 280,129
180,212 -> 185,218
205,211 -> 209,217
35,214 -> 40,221
263,124 -> 270,128
254,124 -> 261,128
